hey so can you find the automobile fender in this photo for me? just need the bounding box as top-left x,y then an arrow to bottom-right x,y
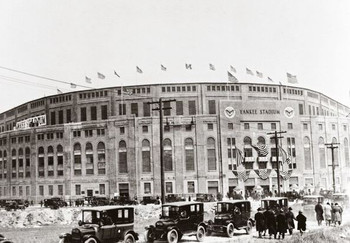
145,225 -> 155,230
124,230 -> 139,241
166,225 -> 180,233
82,234 -> 96,242
248,218 -> 255,226
198,222 -> 208,231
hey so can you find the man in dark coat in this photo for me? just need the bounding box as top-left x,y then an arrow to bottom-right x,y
285,207 -> 296,235
263,207 -> 277,239
254,208 -> 266,238
315,201 -> 324,226
276,209 -> 288,239
296,210 -> 307,235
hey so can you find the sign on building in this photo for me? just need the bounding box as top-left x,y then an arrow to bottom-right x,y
15,114 -> 47,130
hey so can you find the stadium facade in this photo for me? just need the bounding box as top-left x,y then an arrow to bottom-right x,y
0,82 -> 349,202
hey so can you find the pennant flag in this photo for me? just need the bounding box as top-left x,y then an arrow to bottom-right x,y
252,144 -> 269,157
278,145 -> 291,164
228,71 -> 238,83
70,83 -> 77,88
122,87 -> 133,96
268,77 -> 273,82
230,65 -> 237,73
209,64 -> 215,71
287,73 -> 298,84
246,68 -> 254,75
254,169 -> 272,180
136,66 -> 143,73
256,71 -> 263,78
57,89 -> 63,94
161,64 -> 167,71
114,70 -> 120,78
185,64 -> 192,70
279,81 -> 283,85
235,148 -> 245,166
85,76 -> 92,83
280,169 -> 293,181
97,72 -> 105,79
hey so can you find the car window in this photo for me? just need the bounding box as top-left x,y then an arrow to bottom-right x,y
118,209 -> 123,218
197,204 -> 200,212
190,205 -> 195,212
124,209 -> 129,218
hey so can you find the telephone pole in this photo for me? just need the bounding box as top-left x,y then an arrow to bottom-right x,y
267,130 -> 287,197
325,142 -> 340,193
148,98 -> 176,204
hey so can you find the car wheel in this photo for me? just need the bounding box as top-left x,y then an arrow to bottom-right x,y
246,221 -> 253,234
58,239 -> 67,243
124,233 -> 135,243
226,223 -> 234,238
84,237 -> 98,243
196,225 -> 206,242
146,229 -> 155,243
167,229 -> 179,243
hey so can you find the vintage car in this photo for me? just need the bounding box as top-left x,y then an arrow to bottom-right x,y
206,200 -> 254,237
44,197 -> 68,209
110,196 -> 138,206
260,197 -> 289,213
165,194 -> 186,203
140,196 -> 160,205
59,205 -> 138,243
146,202 -> 206,243
4,200 -> 25,211
89,197 -> 110,207
195,193 -> 215,202
302,195 -> 324,219
332,193 -> 349,207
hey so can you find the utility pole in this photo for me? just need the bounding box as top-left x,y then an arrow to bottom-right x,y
325,142 -> 340,193
267,130 -> 287,197
148,98 -> 176,204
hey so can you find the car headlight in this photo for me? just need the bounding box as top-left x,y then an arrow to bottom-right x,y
72,228 -> 80,234
156,222 -> 163,227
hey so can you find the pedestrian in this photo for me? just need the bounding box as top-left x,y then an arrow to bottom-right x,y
263,207 -> 277,239
333,203 -> 343,226
331,203 -> 335,225
276,209 -> 288,239
324,202 -> 332,226
254,208 -> 266,238
296,210 -> 307,235
285,207 -> 296,235
40,200 -> 43,207
315,201 -> 324,226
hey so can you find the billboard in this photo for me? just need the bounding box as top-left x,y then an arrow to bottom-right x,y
15,114 -> 47,130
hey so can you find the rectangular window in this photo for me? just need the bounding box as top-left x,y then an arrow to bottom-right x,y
319,124 -> 323,131
142,125 -> 148,133
26,186 -> 30,196
258,123 -> 263,130
66,109 -> 71,123
332,124 -> 336,130
303,123 -> 308,130
143,102 -> 150,117
101,105 -> 108,120
187,181 -> 195,193
39,185 -> 44,196
58,185 -> 63,196
163,101 -> 171,116
99,184 -> 105,195
165,182 -> 173,194
81,107 -> 87,121
119,104 -> 126,115
58,110 -> 64,124
75,185 -> 81,195
97,129 -> 105,136
271,123 -> 276,130
189,100 -> 196,115
120,127 -> 125,135
48,185 -> 53,196
144,182 -> 151,194
344,125 -> 347,131
228,123 -> 233,130
207,123 -> 213,131
91,106 -> 97,120
176,101 -> 183,115
299,104 -> 304,115
208,100 -> 216,114
244,123 -> 250,130
288,123 -> 293,130
131,103 -> 138,117
51,111 -> 56,125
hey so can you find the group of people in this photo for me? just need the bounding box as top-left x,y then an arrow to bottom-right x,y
315,201 -> 343,226
255,207 -> 307,239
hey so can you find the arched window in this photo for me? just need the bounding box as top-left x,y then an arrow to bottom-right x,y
56,145 -> 63,176
119,141 -> 127,173
318,137 -> 326,169
142,139 -> 151,172
163,139 -> 173,171
97,142 -> 106,175
304,137 -> 312,170
207,138 -> 217,171
243,136 -> 253,157
38,147 -> 45,177
73,143 -> 82,176
257,136 -> 266,145
344,138 -> 350,167
185,138 -> 195,171
25,147 -> 30,178
47,146 -> 54,176
85,143 -> 94,175
17,148 -> 24,178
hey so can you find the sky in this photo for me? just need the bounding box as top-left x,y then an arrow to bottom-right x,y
0,0 -> 350,113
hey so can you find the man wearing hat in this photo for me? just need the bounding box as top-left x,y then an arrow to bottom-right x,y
324,202 -> 332,226
315,201 -> 324,226
254,208 -> 266,238
285,207 -> 296,235
296,210 -> 307,235
276,209 -> 288,239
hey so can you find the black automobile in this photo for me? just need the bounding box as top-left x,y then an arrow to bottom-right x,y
110,196 -> 138,206
4,200 -> 22,211
146,202 -> 207,243
206,200 -> 254,237
59,205 -> 138,243
261,197 -> 289,213
195,193 -> 215,202
44,197 -> 68,209
89,197 -> 110,207
141,196 -> 160,205
165,194 -> 186,203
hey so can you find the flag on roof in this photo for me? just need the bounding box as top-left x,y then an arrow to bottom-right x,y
185,64 -> 192,70
70,83 -> 77,88
209,64 -> 215,71
97,72 -> 105,79
57,89 -> 63,94
256,71 -> 263,78
85,76 -> 92,83
122,87 -> 133,96
252,144 -> 269,157
246,68 -> 254,75
230,65 -> 237,73
136,66 -> 143,73
161,64 -> 167,71
114,70 -> 120,78
228,71 -> 238,83
287,73 -> 298,84
268,77 -> 273,82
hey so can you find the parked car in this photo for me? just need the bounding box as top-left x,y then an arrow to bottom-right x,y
260,197 -> 289,213
110,196 -> 138,205
145,201 -> 206,243
44,197 -> 68,209
141,196 -> 160,205
195,193 -> 215,202
302,195 -> 324,219
332,193 -> 349,208
206,200 -> 254,237
59,205 -> 138,243
165,194 -> 186,203
4,200 -> 24,211
89,197 -> 110,207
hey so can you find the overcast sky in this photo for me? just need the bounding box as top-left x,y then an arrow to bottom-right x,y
0,0 -> 350,113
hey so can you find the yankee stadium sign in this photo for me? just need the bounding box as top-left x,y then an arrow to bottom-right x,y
15,114 -> 47,130
239,109 -> 280,115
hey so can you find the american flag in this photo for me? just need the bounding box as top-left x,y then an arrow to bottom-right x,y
97,72 -> 105,79
235,148 -> 245,166
254,169 -> 271,180
252,144 -> 269,157
122,87 -> 133,96
280,169 -> 293,181
256,71 -> 263,78
209,63 -> 215,71
287,72 -> 298,84
246,68 -> 254,75
278,145 -> 291,164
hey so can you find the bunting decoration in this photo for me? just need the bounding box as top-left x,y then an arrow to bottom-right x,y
278,145 -> 291,164
251,144 -> 269,157
237,169 -> 251,181
279,169 -> 293,181
254,169 -> 272,180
